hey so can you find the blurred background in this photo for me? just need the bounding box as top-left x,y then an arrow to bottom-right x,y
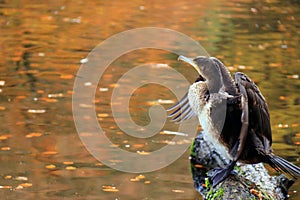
0,0 -> 299,199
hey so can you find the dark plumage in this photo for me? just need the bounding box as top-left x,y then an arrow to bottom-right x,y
168,55 -> 300,186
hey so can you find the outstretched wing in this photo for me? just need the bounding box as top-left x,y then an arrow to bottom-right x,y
234,72 -> 272,151
167,93 -> 196,124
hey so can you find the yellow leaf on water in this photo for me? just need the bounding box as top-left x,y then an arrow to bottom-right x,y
42,151 -> 58,155
97,113 -> 109,117
136,175 -> 145,179
15,185 -> 23,190
102,188 -> 119,192
4,175 -> 12,179
26,132 -> 42,138
19,183 -> 33,188
0,134 -> 11,140
15,176 -> 28,181
102,185 -> 119,192
137,151 -> 150,155
279,96 -> 286,100
27,109 -> 46,114
48,93 -> 64,98
0,186 -> 12,189
157,99 -> 175,104
45,164 -> 56,169
99,87 -> 109,92
63,161 -> 74,165
44,98 -> 58,103
132,144 -> 144,148
95,163 -> 104,166
60,74 -> 73,79
172,189 -> 184,193
1,147 -> 11,151
130,174 -> 145,182
65,166 -> 77,170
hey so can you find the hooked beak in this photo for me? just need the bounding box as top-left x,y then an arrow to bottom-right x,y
178,55 -> 201,75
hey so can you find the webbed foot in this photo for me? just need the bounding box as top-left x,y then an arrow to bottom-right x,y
210,161 -> 236,187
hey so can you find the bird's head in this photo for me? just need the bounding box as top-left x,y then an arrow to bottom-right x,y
178,55 -> 223,93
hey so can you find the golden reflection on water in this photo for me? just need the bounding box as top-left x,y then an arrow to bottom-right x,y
0,0 -> 299,199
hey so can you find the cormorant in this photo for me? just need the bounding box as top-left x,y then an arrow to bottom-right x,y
168,55 -> 300,187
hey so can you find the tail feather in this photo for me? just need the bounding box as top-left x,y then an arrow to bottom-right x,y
268,154 -> 300,179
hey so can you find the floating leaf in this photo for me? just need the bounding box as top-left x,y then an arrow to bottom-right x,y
172,189 -> 184,193
0,186 -> 12,189
63,161 -> 74,165
287,74 -> 299,79
157,99 -> 175,104
161,130 -> 188,136
130,174 -> 146,182
42,151 -> 58,155
44,98 -> 58,103
152,63 -> 169,68
27,109 -> 46,114
130,178 -> 139,182
102,185 -> 119,192
269,63 -> 282,67
45,164 -> 56,169
48,93 -> 64,98
19,183 -> 33,188
0,134 -> 11,140
80,58 -> 88,64
84,82 -> 92,86
4,175 -> 12,179
15,176 -> 28,181
279,96 -> 287,100
26,132 -> 42,138
65,166 -> 77,170
38,52 -> 45,57
97,113 -> 109,117
60,74 -> 73,79
1,147 -> 11,151
99,88 -> 109,92
137,151 -> 150,155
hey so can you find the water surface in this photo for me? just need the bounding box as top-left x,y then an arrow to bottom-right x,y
0,0 -> 299,199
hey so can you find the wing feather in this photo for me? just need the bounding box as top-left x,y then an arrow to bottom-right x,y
167,92 -> 196,123
235,72 -> 272,145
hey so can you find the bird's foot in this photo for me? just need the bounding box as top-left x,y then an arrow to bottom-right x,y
209,162 -> 236,187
